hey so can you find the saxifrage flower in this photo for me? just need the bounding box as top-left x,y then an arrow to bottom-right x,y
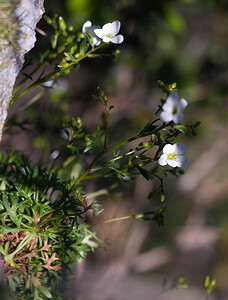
160,92 -> 188,124
82,20 -> 101,46
158,142 -> 188,168
94,20 -> 124,44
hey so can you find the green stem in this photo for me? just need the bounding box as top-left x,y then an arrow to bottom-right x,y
104,108 -> 110,149
94,210 -> 155,225
10,43 -> 106,107
48,142 -> 70,172
76,43 -> 105,63
86,183 -> 118,199
70,149 -> 106,190
71,122 -> 167,190
13,61 -> 47,95
9,69 -> 58,106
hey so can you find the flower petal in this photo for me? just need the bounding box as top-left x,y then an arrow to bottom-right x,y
93,36 -> 101,46
173,142 -> 185,154
163,144 -> 174,155
158,154 -> 167,166
167,159 -> 179,168
173,112 -> 183,124
175,155 -> 188,168
110,20 -> 121,35
111,34 -> 124,44
162,102 -> 173,113
166,92 -> 179,106
82,20 -> 92,33
89,26 -> 101,46
103,36 -> 112,43
160,111 -> 173,123
179,97 -> 188,110
94,28 -> 104,38
102,23 -> 112,34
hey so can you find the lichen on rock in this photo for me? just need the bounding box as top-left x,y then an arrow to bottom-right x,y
0,0 -> 45,141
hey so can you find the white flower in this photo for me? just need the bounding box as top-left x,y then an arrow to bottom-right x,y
94,20 -> 124,44
160,92 -> 188,124
158,142 -> 188,168
82,20 -> 101,46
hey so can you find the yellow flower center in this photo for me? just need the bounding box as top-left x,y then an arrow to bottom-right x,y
172,105 -> 178,115
168,153 -> 176,160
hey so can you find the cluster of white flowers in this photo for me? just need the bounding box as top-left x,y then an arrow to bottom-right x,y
82,20 -> 124,45
159,92 -> 188,168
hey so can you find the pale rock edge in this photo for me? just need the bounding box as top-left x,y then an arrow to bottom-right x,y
0,0 -> 45,141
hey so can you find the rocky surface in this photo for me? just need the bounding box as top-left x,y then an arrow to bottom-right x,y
0,0 -> 44,140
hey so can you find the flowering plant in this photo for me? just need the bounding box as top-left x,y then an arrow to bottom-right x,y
0,14 -> 200,300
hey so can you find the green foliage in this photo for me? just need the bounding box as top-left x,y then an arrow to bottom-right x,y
204,276 -> 216,295
1,11 -> 201,300
0,151 -> 102,298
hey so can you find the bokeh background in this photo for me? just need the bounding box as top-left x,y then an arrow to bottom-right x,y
4,0 -> 228,299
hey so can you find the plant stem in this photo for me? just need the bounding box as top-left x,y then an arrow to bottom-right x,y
76,43 -> 105,63
71,122 -> 167,189
10,43 -> 106,107
104,108 -> 110,149
94,210 -> 155,225
9,69 -> 58,106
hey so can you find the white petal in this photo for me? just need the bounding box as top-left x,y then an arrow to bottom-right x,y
179,98 -> 188,110
175,155 -> 188,168
89,26 -> 101,45
167,159 -> 179,168
111,34 -> 124,44
102,23 -> 112,34
173,112 -> 183,124
162,102 -> 173,113
158,154 -> 167,166
93,38 -> 101,46
166,92 -> 179,106
94,28 -> 104,38
103,36 -> 112,43
160,111 -> 173,123
163,144 -> 174,155
82,21 -> 92,33
110,20 -> 121,36
173,142 -> 185,154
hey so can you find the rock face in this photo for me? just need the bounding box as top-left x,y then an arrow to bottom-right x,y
0,0 -> 45,141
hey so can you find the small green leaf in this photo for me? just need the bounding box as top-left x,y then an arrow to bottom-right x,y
38,286 -> 52,298
64,52 -> 77,62
140,122 -> 159,134
134,214 -> 147,221
44,15 -> 53,25
137,166 -> 150,181
50,33 -> 59,49
204,276 -> 210,288
147,190 -> 156,199
174,125 -> 188,135
160,194 -> 165,202
21,73 -> 33,80
59,16 -> 66,32
79,39 -> 88,55
204,276 -> 216,294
